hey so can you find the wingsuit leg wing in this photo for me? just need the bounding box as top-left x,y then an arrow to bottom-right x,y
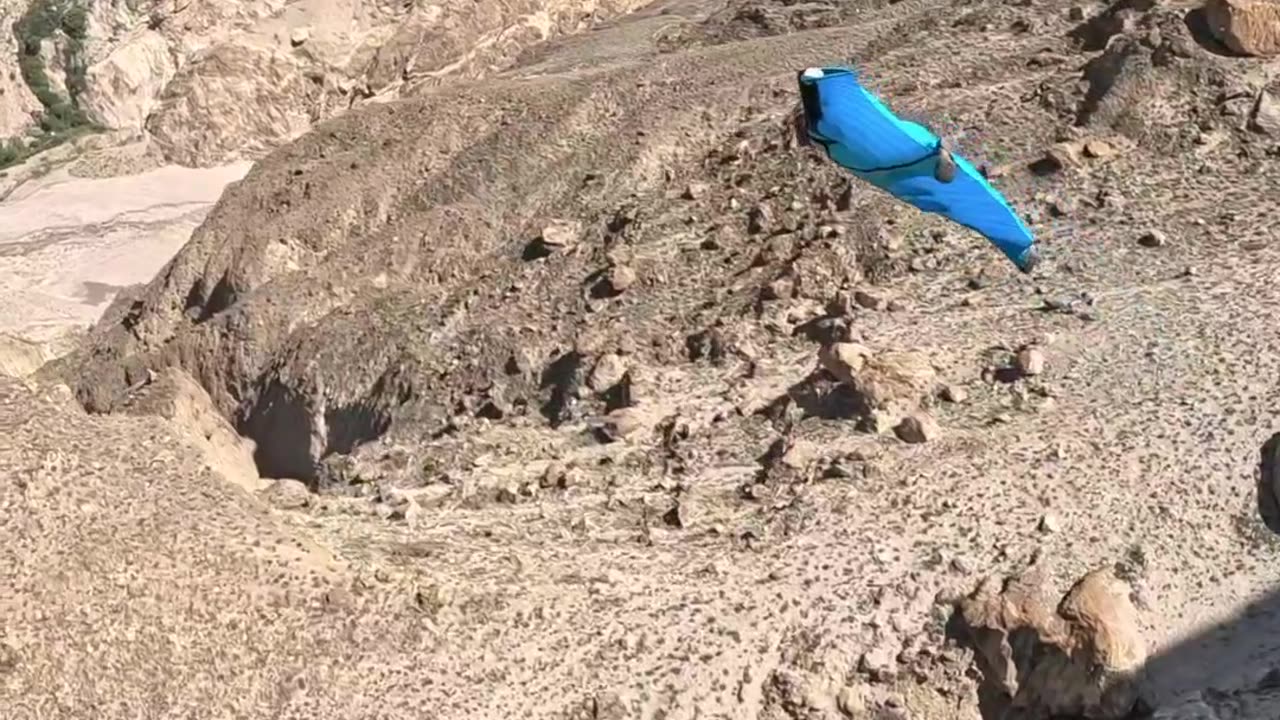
793,65 -> 1040,274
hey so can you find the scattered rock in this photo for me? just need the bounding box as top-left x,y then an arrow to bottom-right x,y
762,277 -> 794,301
859,643 -> 899,682
1083,138 -> 1117,158
849,349 -> 938,412
1048,196 -> 1077,217
1038,137 -> 1119,172
543,220 -> 582,249
593,407 -> 649,442
540,461 -> 574,490
289,28 -> 311,47
1250,90 -> 1280,136
1204,0 -> 1280,57
1041,141 -> 1083,171
939,384 -> 968,403
377,489 -> 422,523
858,410 -> 898,435
592,690 -> 631,720
527,220 -> 582,258
894,413 -> 939,444
854,289 -> 889,311
0,641 -> 19,674
836,685 -> 866,715
826,292 -> 856,317
778,439 -> 823,471
1257,432 -> 1280,533
1015,347 -> 1047,377
1139,229 -> 1169,248
748,204 -> 774,234
606,265 -> 638,294
261,479 -> 312,509
588,353 -> 629,393
683,182 -> 709,200
662,499 -> 693,528
1038,513 -> 1062,533
496,482 -> 538,504
817,342 -> 871,384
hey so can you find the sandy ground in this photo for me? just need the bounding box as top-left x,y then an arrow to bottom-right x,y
0,162 -> 251,346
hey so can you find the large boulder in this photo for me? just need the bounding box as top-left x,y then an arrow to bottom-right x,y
1204,0 -> 1280,56
958,564 -> 1148,719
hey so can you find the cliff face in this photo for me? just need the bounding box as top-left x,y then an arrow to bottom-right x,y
0,0 -> 42,138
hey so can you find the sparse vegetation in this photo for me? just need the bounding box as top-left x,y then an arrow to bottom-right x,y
1,0 -> 101,169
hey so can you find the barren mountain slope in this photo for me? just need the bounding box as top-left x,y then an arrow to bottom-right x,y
0,0 -> 651,168
15,0 -> 1280,718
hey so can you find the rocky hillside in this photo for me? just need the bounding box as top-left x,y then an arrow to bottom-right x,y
10,0 -> 1280,717
0,0 -> 649,168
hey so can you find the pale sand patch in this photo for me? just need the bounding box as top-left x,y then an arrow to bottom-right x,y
0,162 -> 251,348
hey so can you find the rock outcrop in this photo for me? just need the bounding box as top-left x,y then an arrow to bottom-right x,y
81,29 -> 176,131
957,564 -> 1148,720
146,43 -> 319,166
0,0 -> 41,138
0,333 -> 51,378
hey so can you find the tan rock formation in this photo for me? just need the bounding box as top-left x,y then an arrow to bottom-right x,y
115,367 -> 264,494
959,565 -> 1148,719
146,43 -> 317,166
81,30 -> 177,130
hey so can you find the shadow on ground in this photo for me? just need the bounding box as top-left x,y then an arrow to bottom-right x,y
1134,582 -> 1280,717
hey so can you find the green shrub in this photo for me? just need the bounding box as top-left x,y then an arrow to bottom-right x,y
3,0 -> 100,166
60,5 -> 87,39
0,139 -> 23,168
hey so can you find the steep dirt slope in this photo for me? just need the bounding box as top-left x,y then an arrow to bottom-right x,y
23,0 -> 1280,717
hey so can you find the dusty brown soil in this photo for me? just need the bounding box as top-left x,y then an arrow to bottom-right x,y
7,0 -> 1280,718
